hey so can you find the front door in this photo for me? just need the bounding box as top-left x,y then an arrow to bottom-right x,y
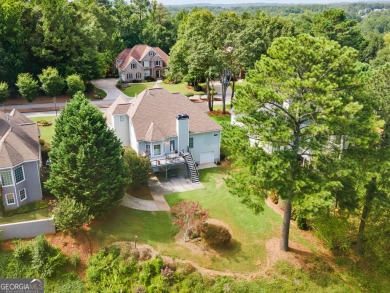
156,70 -> 161,78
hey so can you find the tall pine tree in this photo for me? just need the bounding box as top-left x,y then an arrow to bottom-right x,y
228,34 -> 378,251
46,93 -> 126,217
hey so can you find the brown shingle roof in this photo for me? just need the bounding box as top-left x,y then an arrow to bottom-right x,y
123,87 -> 221,142
0,110 -> 40,168
116,45 -> 169,70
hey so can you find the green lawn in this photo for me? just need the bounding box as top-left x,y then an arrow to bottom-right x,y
209,114 -> 231,125
159,82 -> 190,95
0,207 -> 51,224
89,167 -> 282,273
30,116 -> 57,143
123,83 -> 155,97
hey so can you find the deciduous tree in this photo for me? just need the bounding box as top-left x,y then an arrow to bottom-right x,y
66,74 -> 85,98
0,81 -> 10,104
170,201 -> 208,242
16,73 -> 39,102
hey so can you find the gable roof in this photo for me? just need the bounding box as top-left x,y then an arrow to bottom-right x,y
0,110 -> 40,169
116,45 -> 169,70
109,87 -> 221,142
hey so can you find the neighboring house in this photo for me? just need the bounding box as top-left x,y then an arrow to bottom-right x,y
105,86 -> 222,182
116,45 -> 169,82
0,110 -> 42,211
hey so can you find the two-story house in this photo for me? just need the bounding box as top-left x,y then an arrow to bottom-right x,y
116,45 -> 169,82
0,110 -> 43,211
105,86 -> 222,182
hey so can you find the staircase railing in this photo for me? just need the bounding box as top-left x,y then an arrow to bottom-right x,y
187,147 -> 200,182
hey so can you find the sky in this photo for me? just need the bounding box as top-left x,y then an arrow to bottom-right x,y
160,0 -> 388,5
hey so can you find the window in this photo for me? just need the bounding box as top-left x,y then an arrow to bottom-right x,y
155,60 -> 161,67
6,193 -> 15,205
136,72 -> 142,79
145,144 -> 151,157
126,73 -> 133,80
14,166 -> 24,183
120,115 -> 124,122
154,144 -> 161,156
144,70 -> 150,77
170,140 -> 175,152
144,61 -> 150,67
19,188 -> 27,201
0,170 -> 13,186
131,63 -> 137,69
189,137 -> 194,148
149,51 -> 155,56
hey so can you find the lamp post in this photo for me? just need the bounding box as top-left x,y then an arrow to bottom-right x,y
54,96 -> 57,116
134,235 -> 138,249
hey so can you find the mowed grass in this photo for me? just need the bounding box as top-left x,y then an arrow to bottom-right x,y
159,82 -> 189,94
209,114 -> 231,125
0,208 -> 51,224
30,116 -> 57,143
89,167 -> 282,273
122,83 -> 155,96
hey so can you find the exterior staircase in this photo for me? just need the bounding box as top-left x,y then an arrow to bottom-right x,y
181,149 -> 200,183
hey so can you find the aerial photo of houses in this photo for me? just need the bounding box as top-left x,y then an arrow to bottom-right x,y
0,0 -> 389,292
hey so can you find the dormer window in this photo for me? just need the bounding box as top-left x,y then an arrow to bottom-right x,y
149,51 -> 155,56
131,63 -> 137,69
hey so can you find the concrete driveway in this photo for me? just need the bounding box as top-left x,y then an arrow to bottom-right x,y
92,78 -> 131,101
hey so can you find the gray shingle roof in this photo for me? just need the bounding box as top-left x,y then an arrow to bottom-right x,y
108,87 -> 222,142
0,110 -> 40,168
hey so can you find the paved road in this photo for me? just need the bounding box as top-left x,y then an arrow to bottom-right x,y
92,78 -> 131,101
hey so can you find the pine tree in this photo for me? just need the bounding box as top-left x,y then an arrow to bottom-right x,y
229,34 -> 378,251
46,92 -> 126,217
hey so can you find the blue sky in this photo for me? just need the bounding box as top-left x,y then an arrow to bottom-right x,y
160,0 -> 387,5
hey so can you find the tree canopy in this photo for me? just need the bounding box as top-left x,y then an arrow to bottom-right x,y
46,92 -> 127,217
227,34 -> 379,251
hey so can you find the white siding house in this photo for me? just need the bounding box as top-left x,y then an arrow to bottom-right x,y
105,87 -> 222,178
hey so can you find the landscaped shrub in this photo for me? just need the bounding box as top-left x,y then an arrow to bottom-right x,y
297,216 -> 310,230
201,223 -> 232,247
194,91 -> 205,95
139,256 -> 164,287
85,82 -> 95,92
31,235 -> 67,278
184,92 -> 194,97
52,196 -> 93,236
123,147 -> 151,187
145,76 -> 156,82
86,246 -> 138,291
37,119 -> 52,126
8,236 -> 67,278
193,84 -> 202,91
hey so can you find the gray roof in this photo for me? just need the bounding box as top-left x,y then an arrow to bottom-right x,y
0,110 -> 40,168
108,87 -> 222,142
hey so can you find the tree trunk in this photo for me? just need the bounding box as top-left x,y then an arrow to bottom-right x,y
222,82 -> 226,114
207,77 -> 213,111
280,196 -> 292,251
357,178 -> 376,255
230,78 -> 235,109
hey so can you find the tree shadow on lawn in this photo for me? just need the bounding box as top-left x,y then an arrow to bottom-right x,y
88,206 -> 177,249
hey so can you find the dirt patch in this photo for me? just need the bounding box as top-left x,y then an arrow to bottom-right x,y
45,230 -> 93,278
263,238 -> 312,272
208,110 -> 231,117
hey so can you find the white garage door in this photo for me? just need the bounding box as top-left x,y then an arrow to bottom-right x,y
200,151 -> 214,164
